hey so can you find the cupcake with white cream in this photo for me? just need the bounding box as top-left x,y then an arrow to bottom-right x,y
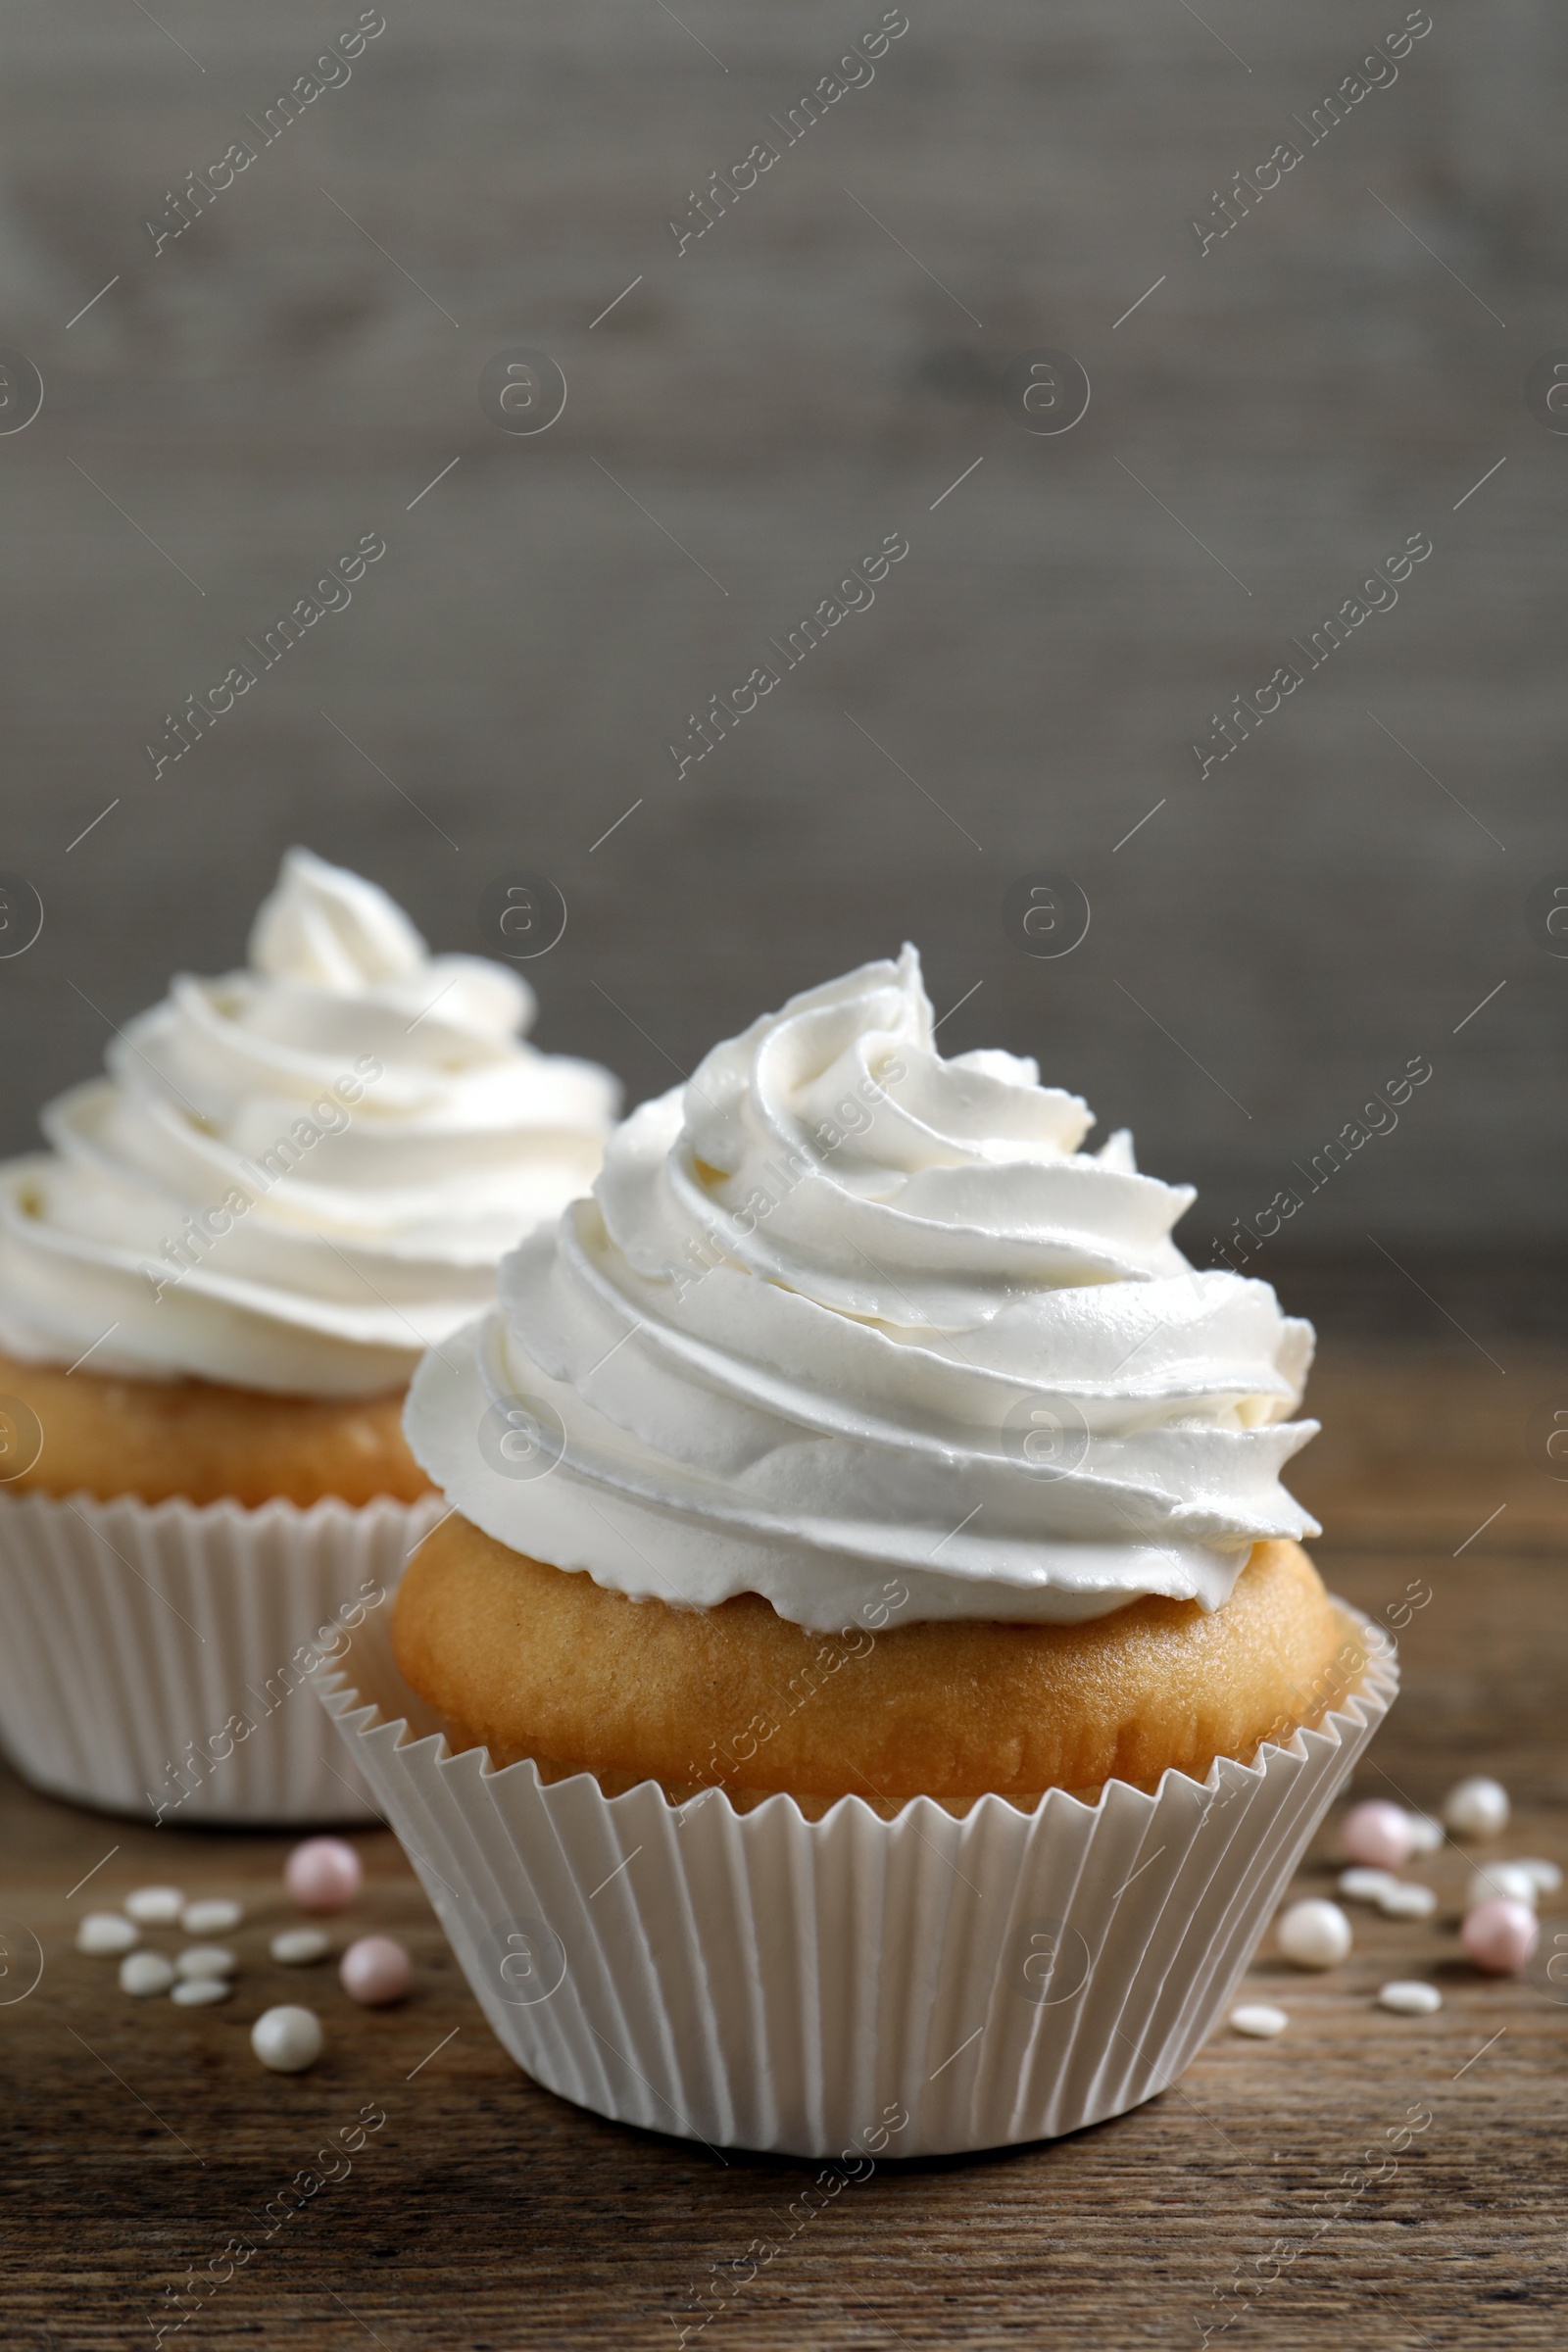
0,849 -> 618,1822
321,949 -> 1396,2154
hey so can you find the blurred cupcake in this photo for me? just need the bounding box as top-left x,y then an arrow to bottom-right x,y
323,948 -> 1395,2154
0,848 -> 619,1822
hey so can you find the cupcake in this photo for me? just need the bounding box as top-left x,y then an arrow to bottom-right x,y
0,849 -> 619,1822
320,948 -> 1395,2154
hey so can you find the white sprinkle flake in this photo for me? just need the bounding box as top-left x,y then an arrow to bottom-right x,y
76,1912 -> 137,1957
120,1951 -> 175,1997
1379,1980 -> 1443,2016
181,1898 -> 243,1936
176,1944 -> 237,1981
270,1928 -> 331,1966
1377,1882 -> 1439,1920
1230,2002 -> 1289,2038
1405,1813 -> 1445,1855
1340,1867 -> 1398,1903
172,1976 -> 232,2007
1515,1858 -> 1564,1894
124,1886 -> 184,1926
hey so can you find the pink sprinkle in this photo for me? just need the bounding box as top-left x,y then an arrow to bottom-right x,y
1460,1897 -> 1539,1976
339,1935 -> 413,2007
1341,1799 -> 1413,1871
284,1838 -> 363,1914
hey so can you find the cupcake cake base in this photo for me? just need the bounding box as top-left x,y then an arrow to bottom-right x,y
318,1600 -> 1396,2158
0,1348 -> 430,1508
394,1522 -> 1356,1806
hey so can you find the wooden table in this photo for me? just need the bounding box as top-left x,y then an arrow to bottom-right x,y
2,0 -> 1563,1253
4,1338 -> 1565,2350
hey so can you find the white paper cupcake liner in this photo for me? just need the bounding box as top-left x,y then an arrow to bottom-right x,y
318,1598 -> 1397,2158
0,1488 -> 447,1825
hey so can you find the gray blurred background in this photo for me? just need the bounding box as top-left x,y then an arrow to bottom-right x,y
0,0 -> 1563,1334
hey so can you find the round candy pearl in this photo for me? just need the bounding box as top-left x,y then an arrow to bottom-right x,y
1230,2002 -> 1289,2037
125,1886 -> 184,1926
76,1912 -> 137,1957
1466,1862 -> 1539,1913
284,1838 -> 363,1913
120,1951 -> 175,1997
1443,1777 -> 1509,1839
1405,1814 -> 1446,1856
1277,1898 -> 1352,1970
1341,1800 -> 1414,1870
1460,1898 -> 1539,1975
252,2004 -> 324,2073
339,1936 -> 412,2008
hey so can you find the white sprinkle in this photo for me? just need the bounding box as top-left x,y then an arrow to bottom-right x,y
1377,1882 -> 1439,1920
1378,1979 -> 1443,2016
1340,1866 -> 1398,1903
176,1944 -> 237,1981
124,1886 -> 185,1925
270,1928 -> 331,1966
76,1912 -> 138,1957
1230,2002 -> 1289,2038
120,1951 -> 175,1997
251,2004 -> 324,2073
1467,1862 -> 1539,1913
1512,1857 -> 1563,1895
1405,1813 -> 1445,1855
181,1898 -> 243,1936
1277,1897 -> 1352,1970
172,1976 -> 231,2007
1442,1776 -> 1509,1839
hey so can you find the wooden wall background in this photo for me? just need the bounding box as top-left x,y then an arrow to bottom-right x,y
0,0 -> 1564,1263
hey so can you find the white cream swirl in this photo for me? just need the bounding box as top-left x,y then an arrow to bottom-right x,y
0,850 -> 619,1396
406,947 -> 1319,1627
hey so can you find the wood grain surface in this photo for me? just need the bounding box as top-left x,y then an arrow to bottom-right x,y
0,0 -> 1564,1247
3,1337 -> 1564,2350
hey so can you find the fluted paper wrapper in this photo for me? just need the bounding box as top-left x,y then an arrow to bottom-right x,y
318,1602 -> 1396,2158
0,1488 -> 446,1825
